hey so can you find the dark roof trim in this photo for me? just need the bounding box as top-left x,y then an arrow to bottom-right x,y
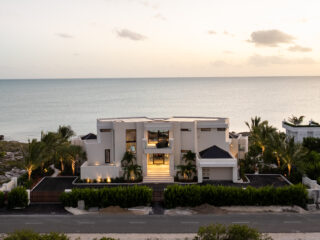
81,133 -> 97,140
199,145 -> 233,159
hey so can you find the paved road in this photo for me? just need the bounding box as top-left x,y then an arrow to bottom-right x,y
0,213 -> 319,233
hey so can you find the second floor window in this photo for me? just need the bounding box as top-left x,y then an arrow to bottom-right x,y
126,129 -> 136,152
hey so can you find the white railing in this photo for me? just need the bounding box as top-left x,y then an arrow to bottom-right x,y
142,138 -> 174,149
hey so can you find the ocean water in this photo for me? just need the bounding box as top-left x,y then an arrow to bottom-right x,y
0,77 -> 319,142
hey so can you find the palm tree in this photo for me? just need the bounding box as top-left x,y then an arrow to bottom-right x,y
22,139 -> 45,181
176,162 -> 197,180
56,145 -> 70,173
121,151 -> 136,166
280,137 -> 305,176
245,116 -> 267,132
121,151 -> 141,180
182,150 -> 196,164
288,115 -> 305,126
123,164 -> 142,180
269,132 -> 286,167
57,125 -> 75,142
65,145 -> 85,175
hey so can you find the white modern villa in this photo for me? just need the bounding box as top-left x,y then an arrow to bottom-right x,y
77,117 -> 247,183
282,119 -> 320,143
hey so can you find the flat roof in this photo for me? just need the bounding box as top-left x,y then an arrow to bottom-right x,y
97,116 -> 227,123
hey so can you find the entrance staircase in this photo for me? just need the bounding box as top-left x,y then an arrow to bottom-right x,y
143,164 -> 174,183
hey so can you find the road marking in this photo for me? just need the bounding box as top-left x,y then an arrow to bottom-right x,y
77,221 -> 95,224
25,222 -> 43,225
232,221 -> 249,224
181,221 -> 199,224
129,221 -> 146,224
284,221 -> 301,224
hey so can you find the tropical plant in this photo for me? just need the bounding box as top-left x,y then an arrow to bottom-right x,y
122,163 -> 142,180
56,145 -> 70,173
4,230 -> 70,240
288,115 -> 305,126
57,125 -> 75,142
182,150 -> 196,163
121,151 -> 141,180
176,162 -> 197,180
22,139 -> 45,181
64,145 -> 85,175
280,137 -> 305,176
245,116 -> 267,132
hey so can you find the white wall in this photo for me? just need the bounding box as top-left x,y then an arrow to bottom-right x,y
80,162 -> 120,180
197,128 -> 229,152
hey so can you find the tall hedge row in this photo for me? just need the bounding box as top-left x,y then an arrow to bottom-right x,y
60,185 -> 152,208
164,184 -> 308,208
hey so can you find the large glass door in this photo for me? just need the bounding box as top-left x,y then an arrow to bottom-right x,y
148,153 -> 169,165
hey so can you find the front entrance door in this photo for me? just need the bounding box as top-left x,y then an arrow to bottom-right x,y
148,153 -> 169,165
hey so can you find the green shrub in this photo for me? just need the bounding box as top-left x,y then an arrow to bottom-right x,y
0,191 -> 4,208
7,187 -> 28,209
194,224 -> 272,240
4,230 -> 69,240
4,229 -> 42,240
60,185 -> 152,208
164,184 -> 307,209
41,232 -> 69,240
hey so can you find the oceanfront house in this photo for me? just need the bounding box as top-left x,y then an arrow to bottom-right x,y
282,120 -> 320,143
76,117 -> 248,183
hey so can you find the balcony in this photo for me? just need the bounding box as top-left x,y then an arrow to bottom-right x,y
142,138 -> 174,154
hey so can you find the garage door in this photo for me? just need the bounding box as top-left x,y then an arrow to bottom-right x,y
202,167 -> 233,181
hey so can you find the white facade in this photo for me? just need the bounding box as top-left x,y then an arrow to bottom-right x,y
282,121 -> 320,143
80,117 -> 239,183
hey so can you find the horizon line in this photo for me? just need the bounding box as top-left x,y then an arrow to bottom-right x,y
0,75 -> 320,80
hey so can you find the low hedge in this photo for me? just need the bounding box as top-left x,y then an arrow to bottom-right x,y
0,191 -> 4,208
60,185 -> 152,209
164,184 -> 308,208
7,187 -> 28,209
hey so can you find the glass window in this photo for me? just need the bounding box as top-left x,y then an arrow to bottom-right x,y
105,149 -> 110,163
200,128 -> 211,131
148,130 -> 169,147
217,128 -> 226,131
126,129 -> 136,152
181,128 -> 190,132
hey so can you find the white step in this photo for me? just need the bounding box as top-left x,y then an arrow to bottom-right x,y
143,175 -> 174,183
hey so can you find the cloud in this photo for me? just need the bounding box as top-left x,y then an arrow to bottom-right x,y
208,30 -> 216,35
154,13 -> 166,21
288,45 -> 312,52
248,54 -> 316,66
55,33 -> 74,39
248,29 -> 295,47
115,29 -> 147,41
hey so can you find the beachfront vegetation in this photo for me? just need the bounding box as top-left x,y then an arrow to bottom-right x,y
242,116 -> 320,183
194,224 -> 273,240
17,125 -> 86,188
7,186 -> 28,209
163,184 -> 307,209
60,185 -> 152,209
4,230 -> 118,240
121,151 -> 142,181
176,150 -> 197,181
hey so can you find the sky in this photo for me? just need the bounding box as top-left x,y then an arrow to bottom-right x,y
0,0 -> 320,78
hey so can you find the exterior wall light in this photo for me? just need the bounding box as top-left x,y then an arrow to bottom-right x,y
107,177 -> 111,183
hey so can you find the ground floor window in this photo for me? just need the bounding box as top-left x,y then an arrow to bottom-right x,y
105,149 -> 110,163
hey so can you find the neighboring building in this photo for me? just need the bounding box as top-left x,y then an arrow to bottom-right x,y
229,132 -> 248,160
282,120 -> 320,143
79,117 -> 240,183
